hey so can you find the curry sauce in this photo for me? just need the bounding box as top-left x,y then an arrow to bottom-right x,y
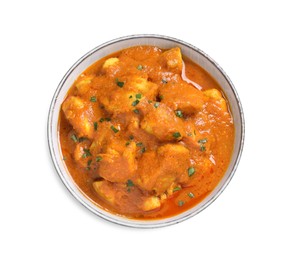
59,46 -> 234,219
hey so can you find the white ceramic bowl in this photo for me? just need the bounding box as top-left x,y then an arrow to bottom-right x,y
48,34 -> 245,228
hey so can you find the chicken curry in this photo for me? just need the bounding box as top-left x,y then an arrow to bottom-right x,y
59,46 -> 234,219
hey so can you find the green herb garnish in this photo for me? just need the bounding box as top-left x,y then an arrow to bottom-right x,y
82,149 -> 92,158
154,102 -> 160,108
135,93 -> 142,99
159,95 -> 164,100
137,65 -> 143,70
133,109 -> 139,114
175,110 -> 183,118
99,117 -> 111,122
93,122 -> 98,131
71,134 -> 78,143
87,159 -> 92,166
172,132 -> 181,139
188,192 -> 195,198
78,137 -> 88,142
110,125 -> 119,133
132,100 -> 140,106
173,187 -> 181,192
198,138 -> 207,151
141,147 -> 146,153
96,156 -> 102,162
90,96 -> 97,102
127,179 -> 134,187
188,167 -> 195,177
125,141 -> 130,146
178,200 -> 185,207
115,78 -> 124,88
198,138 -> 208,144
162,79 -> 168,84
136,142 -> 143,147
129,135 -> 134,140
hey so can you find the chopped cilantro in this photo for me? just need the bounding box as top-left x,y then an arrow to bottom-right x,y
90,96 -> 97,102
82,149 -> 92,158
93,122 -> 98,131
115,78 -> 124,88
178,200 -> 185,207
173,132 -> 181,139
154,102 -> 160,108
188,167 -> 195,177
71,134 -> 78,143
188,192 -> 195,198
110,125 -> 119,133
96,156 -> 102,162
175,110 -> 183,118
132,100 -> 140,106
135,93 -> 142,99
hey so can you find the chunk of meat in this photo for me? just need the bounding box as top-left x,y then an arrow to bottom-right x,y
102,57 -> 119,69
93,180 -> 116,205
93,180 -> 161,212
72,142 -> 91,167
136,144 -> 190,194
203,89 -> 228,112
75,75 -> 94,95
160,80 -> 207,114
125,76 -> 158,100
100,89 -> 137,114
160,47 -> 183,73
140,103 -> 185,141
140,196 -> 161,211
62,96 -> 99,138
97,142 -> 137,183
101,76 -> 158,115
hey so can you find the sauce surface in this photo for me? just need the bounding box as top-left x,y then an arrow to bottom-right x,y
59,46 -> 234,219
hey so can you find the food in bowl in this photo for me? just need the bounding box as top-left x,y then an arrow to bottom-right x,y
59,45 -> 234,219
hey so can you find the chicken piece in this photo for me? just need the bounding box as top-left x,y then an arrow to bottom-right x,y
140,196 -> 161,211
62,96 -> 97,138
126,76 -> 158,101
93,180 -> 161,212
136,144 -> 190,194
120,45 -> 162,61
140,103 -> 185,141
101,76 -> 158,115
97,142 -> 137,183
160,47 -> 183,73
203,89 -> 228,112
72,142 -> 92,167
93,180 -> 116,205
101,89 -> 137,114
157,144 -> 191,187
102,57 -> 119,69
100,57 -> 120,76
75,75 -> 94,95
160,80 -> 207,114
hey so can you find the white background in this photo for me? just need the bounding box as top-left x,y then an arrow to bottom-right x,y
1,0 -> 294,259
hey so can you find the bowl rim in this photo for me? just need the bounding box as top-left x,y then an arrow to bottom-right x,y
47,34 -> 245,228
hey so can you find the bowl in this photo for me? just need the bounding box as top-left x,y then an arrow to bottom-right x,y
48,34 -> 245,228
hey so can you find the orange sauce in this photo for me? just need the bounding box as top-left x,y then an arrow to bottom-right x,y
59,46 -> 234,219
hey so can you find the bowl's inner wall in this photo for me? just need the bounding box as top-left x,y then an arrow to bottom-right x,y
49,36 -> 243,227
